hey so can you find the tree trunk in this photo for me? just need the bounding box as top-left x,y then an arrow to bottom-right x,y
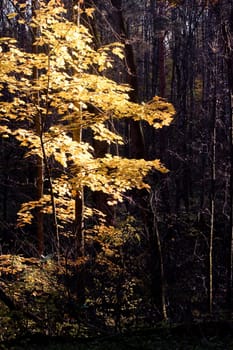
226,92 -> 233,316
209,58 -> 217,315
110,0 -> 145,159
222,6 -> 233,317
150,190 -> 168,321
32,0 -> 44,257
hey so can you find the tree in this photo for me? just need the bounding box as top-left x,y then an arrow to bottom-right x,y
223,2 -> 233,317
31,0 -> 45,257
0,0 -> 174,258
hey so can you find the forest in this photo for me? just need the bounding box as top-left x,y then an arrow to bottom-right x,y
0,0 -> 233,348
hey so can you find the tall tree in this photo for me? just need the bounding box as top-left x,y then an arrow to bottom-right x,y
31,0 -> 45,256
0,0 -> 174,256
223,2 -> 233,316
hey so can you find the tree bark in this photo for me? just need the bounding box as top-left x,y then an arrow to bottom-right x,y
227,92 -> 233,316
222,5 -> 233,317
32,0 -> 44,257
209,56 -> 217,315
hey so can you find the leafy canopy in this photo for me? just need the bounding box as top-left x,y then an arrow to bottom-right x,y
0,0 -> 175,227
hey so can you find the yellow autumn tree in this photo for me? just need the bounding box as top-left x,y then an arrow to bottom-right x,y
0,0 -> 175,256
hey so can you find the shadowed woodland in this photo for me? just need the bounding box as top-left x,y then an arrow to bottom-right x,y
0,0 -> 233,347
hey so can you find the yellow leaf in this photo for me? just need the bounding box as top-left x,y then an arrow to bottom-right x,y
112,47 -> 124,60
85,8 -> 95,18
7,12 -> 18,19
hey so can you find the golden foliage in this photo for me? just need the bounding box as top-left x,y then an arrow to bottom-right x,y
0,0 -> 175,228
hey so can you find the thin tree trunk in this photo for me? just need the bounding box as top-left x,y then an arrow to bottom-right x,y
209,63 -> 217,315
32,0 -> 44,257
73,99 -> 84,257
73,2 -> 86,304
155,220 -> 168,320
158,36 -> 166,98
150,191 -> 168,321
227,93 -> 233,316
223,6 -> 233,317
71,1 -> 85,257
40,131 -> 60,262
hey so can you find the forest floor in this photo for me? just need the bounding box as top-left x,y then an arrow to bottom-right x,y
2,330 -> 233,350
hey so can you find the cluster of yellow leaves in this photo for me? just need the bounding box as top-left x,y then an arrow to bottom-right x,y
17,177 -> 75,228
17,195 -> 51,227
22,262 -> 59,296
0,254 -> 62,303
71,155 -> 168,205
0,255 -> 26,276
0,0 -> 175,228
84,224 -> 124,262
